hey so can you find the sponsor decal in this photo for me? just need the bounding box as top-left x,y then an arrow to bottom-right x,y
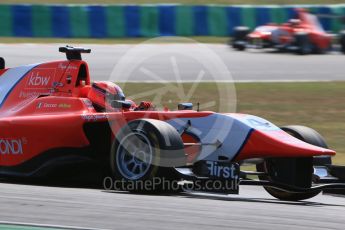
19,91 -> 46,98
0,138 -> 26,155
58,103 -> 71,108
37,102 -> 57,109
58,63 -> 78,70
58,63 -> 68,69
206,161 -> 238,179
37,103 -> 71,109
81,114 -> 109,122
247,118 -> 271,129
240,115 -> 280,131
27,72 -> 50,87
67,65 -> 78,70
53,82 -> 64,87
24,69 -> 56,89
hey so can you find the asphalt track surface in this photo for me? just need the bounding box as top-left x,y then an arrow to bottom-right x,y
0,182 -> 344,230
0,43 -> 344,82
1,43 -> 345,229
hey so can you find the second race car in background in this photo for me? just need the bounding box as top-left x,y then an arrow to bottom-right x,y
232,8 -> 345,55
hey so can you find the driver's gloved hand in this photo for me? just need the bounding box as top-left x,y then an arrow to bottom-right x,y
134,101 -> 155,111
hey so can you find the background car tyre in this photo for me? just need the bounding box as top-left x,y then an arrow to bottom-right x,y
235,43 -> 246,51
231,26 -> 250,51
257,125 -> 331,201
340,30 -> 345,54
110,119 -> 186,193
294,32 -> 312,55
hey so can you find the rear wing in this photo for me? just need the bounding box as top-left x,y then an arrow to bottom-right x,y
59,45 -> 91,60
297,10 -> 326,33
297,8 -> 345,32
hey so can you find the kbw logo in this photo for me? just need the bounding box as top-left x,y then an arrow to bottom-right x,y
27,72 -> 51,87
0,138 -> 23,155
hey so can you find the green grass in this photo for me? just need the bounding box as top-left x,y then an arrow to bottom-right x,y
0,224 -> 64,230
1,0 -> 345,5
118,82 -> 345,164
0,36 -> 229,44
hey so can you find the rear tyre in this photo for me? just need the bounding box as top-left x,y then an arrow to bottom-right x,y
110,119 -> 186,193
340,30 -> 345,54
294,32 -> 312,55
257,125 -> 330,201
231,26 -> 250,51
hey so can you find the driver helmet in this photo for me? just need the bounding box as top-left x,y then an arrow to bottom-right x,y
88,81 -> 125,110
288,19 -> 301,27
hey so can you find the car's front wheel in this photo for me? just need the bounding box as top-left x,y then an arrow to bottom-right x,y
257,157 -> 320,201
110,119 -> 186,193
231,26 -> 250,51
257,125 -> 331,201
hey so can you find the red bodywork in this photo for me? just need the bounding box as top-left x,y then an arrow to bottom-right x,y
0,55 -> 335,176
247,9 -> 332,50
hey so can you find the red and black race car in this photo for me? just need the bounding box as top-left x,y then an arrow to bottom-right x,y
0,46 -> 344,200
232,8 -> 336,54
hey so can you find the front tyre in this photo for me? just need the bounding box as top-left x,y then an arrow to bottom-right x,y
231,26 -> 250,51
257,157 -> 320,201
110,119 -> 186,193
281,126 -> 332,166
257,125 -> 330,201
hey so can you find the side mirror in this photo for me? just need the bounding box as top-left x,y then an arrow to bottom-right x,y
178,103 -> 193,110
111,100 -> 132,109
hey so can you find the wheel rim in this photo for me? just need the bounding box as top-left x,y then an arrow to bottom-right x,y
116,132 -> 153,180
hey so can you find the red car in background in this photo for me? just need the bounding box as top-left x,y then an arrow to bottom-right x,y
232,8 -> 334,54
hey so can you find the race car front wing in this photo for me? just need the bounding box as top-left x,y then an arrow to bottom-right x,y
174,162 -> 345,195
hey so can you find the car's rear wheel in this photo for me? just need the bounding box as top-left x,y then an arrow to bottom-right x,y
340,30 -> 345,54
257,125 -> 330,201
110,119 -> 186,193
294,32 -> 312,55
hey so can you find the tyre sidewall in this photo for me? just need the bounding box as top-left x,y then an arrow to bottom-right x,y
110,123 -> 162,191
